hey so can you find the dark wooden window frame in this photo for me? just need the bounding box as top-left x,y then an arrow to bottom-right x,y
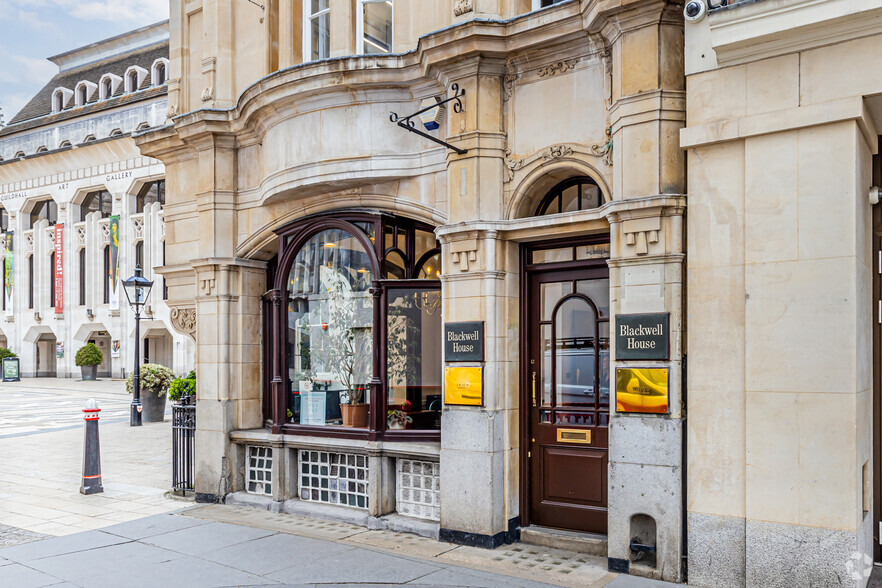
264,211 -> 441,442
534,176 -> 604,217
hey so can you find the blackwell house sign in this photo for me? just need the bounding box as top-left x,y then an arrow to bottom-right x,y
444,321 -> 484,362
615,313 -> 669,360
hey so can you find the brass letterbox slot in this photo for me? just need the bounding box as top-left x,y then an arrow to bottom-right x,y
557,429 -> 591,444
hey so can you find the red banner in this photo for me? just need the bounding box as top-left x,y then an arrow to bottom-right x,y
54,224 -> 63,314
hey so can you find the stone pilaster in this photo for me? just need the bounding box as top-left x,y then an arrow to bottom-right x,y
192,257 -> 266,503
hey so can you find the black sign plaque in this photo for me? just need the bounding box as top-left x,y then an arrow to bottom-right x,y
445,321 -> 484,362
615,313 -> 670,360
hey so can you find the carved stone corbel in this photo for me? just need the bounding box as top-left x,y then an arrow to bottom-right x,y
454,0 -> 473,17
170,307 -> 197,339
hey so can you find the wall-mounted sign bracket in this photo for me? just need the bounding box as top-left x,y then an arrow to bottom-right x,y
389,84 -> 468,155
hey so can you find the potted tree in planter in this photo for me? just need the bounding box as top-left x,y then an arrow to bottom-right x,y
322,270 -> 372,427
126,363 -> 176,422
75,343 -> 103,381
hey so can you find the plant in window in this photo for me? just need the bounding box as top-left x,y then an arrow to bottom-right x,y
319,269 -> 372,426
387,399 -> 412,430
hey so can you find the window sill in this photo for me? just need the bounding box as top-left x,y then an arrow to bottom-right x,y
231,427 -> 440,458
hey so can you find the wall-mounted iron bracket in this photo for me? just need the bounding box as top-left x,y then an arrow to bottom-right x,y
389,84 -> 468,155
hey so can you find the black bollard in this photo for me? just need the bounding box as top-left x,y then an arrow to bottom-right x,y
80,399 -> 103,495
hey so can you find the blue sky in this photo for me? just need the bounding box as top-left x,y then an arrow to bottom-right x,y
0,0 -> 168,124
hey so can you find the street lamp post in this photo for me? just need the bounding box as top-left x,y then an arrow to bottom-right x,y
122,264 -> 153,427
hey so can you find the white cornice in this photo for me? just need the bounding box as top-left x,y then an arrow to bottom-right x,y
709,0 -> 882,66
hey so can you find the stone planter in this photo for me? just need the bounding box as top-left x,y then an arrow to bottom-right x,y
340,403 -> 369,427
142,390 -> 168,422
80,365 -> 98,381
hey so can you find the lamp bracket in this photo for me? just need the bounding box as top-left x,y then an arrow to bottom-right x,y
389,84 -> 468,155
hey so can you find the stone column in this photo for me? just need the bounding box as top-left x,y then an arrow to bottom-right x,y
437,56 -> 516,547
192,257 -> 266,502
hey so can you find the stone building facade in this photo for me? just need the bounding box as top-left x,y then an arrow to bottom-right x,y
0,21 -> 195,379
137,0 -> 686,581
682,0 -> 882,586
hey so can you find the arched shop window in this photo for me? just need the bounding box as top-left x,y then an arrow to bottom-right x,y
535,176 -> 604,216
266,212 -> 442,440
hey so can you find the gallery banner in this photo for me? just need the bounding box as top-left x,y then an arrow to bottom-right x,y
109,215 -> 120,310
54,224 -> 63,314
4,232 -> 12,316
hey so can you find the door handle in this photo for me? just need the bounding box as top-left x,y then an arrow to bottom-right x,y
531,371 -> 537,407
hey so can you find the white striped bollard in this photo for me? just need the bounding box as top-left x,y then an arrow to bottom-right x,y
80,398 -> 103,495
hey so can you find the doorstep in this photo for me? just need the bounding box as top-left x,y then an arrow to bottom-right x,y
521,525 -> 608,557
225,490 -> 440,539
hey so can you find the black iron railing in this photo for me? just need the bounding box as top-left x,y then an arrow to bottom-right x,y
172,395 -> 195,494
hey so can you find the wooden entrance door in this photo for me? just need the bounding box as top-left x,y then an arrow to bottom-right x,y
525,256 -> 610,533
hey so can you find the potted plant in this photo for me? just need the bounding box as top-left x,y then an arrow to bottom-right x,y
322,270 -> 371,427
0,348 -> 16,361
74,343 -> 103,381
126,363 -> 176,422
168,370 -> 196,402
387,400 -> 412,430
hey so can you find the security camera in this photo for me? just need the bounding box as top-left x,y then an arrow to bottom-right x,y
684,0 -> 707,22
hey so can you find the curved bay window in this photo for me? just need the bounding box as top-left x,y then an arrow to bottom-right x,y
267,212 -> 442,440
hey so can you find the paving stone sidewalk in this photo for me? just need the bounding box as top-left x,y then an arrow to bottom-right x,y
0,378 -> 180,538
0,505 -> 682,588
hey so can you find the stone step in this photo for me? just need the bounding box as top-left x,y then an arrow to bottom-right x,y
519,525 -> 608,556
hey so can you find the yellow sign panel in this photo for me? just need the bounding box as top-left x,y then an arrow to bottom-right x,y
615,367 -> 669,414
444,367 -> 483,406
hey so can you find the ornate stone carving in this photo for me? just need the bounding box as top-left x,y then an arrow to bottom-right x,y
503,74 -> 517,102
201,87 -> 214,102
166,103 -> 178,119
541,144 -> 573,161
591,127 -> 613,166
504,149 -> 524,184
538,59 -> 579,78
454,0 -> 473,16
170,307 -> 197,336
450,239 -> 478,272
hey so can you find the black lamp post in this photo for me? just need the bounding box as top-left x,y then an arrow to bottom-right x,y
122,264 -> 153,427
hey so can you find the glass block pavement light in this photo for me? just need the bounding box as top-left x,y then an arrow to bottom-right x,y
397,459 -> 440,521
247,446 -> 273,496
299,450 -> 369,509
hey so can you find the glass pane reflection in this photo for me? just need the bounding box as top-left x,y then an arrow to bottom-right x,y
287,229 -> 373,427
387,288 -> 442,430
363,1 -> 393,54
554,296 -> 596,407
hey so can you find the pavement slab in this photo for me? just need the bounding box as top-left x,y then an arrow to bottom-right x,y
140,520 -> 277,556
0,562 -> 64,588
266,546 -> 444,585
199,532 -> 354,576
0,530 -> 128,563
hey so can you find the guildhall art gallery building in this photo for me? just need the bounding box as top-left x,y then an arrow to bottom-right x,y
0,21 -> 194,378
